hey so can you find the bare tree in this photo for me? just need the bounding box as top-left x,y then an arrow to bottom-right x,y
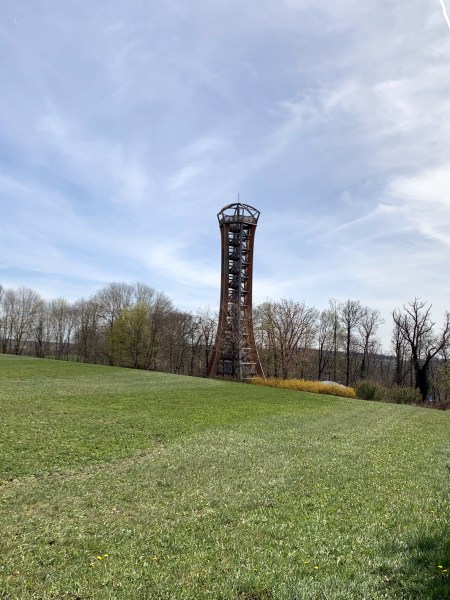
95,282 -> 134,330
8,287 -> 42,355
49,298 -> 76,360
0,284 -> 3,351
32,300 -> 51,358
339,299 -> 364,386
73,297 -> 102,363
392,299 -> 450,401
0,287 -> 14,353
256,299 -> 318,379
317,308 -> 335,380
162,310 -> 196,374
196,306 -> 218,374
254,302 -> 279,377
185,315 -> 203,376
357,308 -> 383,380
0,285 -> 4,350
133,282 -> 156,306
434,360 -> 450,403
329,299 -> 341,382
147,291 -> 174,371
391,319 -> 410,386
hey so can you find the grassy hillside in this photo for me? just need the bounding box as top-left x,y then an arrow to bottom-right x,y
0,355 -> 449,599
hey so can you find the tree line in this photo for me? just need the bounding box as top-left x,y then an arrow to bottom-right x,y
1,282 -> 449,402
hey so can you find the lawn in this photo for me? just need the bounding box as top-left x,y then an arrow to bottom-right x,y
0,355 -> 449,599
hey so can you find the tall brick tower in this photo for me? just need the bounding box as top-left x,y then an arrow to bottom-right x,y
206,203 -> 264,380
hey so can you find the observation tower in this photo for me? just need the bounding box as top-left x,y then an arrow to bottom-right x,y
206,203 -> 264,380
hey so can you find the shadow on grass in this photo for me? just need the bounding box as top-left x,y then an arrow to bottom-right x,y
378,529 -> 450,599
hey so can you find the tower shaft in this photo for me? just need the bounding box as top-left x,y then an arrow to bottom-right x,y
206,203 -> 264,381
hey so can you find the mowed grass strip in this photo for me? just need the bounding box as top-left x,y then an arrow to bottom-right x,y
0,356 -> 449,599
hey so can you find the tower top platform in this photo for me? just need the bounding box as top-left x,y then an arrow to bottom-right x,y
217,203 -> 260,226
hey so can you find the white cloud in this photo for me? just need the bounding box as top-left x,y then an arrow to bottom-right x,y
438,0 -> 450,32
389,166 -> 450,246
140,239 -> 218,289
166,164 -> 204,193
37,110 -> 154,207
2,0 -> 450,350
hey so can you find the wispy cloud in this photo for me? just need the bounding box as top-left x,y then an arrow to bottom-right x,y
438,0 -> 450,32
390,166 -> 450,246
37,110 -> 155,208
1,0 -> 450,347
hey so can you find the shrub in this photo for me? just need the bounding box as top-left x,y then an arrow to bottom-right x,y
387,386 -> 421,405
355,380 -> 384,401
250,377 -> 356,399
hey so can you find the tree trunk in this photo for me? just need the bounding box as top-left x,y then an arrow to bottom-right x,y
414,363 -> 430,402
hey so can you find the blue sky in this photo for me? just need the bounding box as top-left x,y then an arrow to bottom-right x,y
1,0 -> 450,349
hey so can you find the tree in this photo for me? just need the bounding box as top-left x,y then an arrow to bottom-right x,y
317,309 -> 335,380
0,287 -> 14,353
196,306 -> 218,374
32,300 -> 51,358
162,310 -> 196,374
73,297 -> 102,363
329,299 -> 342,382
95,282 -> 134,330
434,360 -> 450,403
7,287 -> 42,355
133,282 -> 156,306
391,319 -> 410,386
254,302 -> 279,377
147,291 -> 174,371
109,302 -> 152,369
49,298 -> 75,360
255,299 -> 318,379
392,299 -> 450,401
339,299 -> 364,386
357,308 -> 383,380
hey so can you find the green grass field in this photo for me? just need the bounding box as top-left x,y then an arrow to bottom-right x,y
1,355 -> 449,599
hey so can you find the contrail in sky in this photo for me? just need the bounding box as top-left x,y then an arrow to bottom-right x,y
438,0 -> 450,32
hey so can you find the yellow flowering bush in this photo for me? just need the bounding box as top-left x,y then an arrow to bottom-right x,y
251,377 -> 356,398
